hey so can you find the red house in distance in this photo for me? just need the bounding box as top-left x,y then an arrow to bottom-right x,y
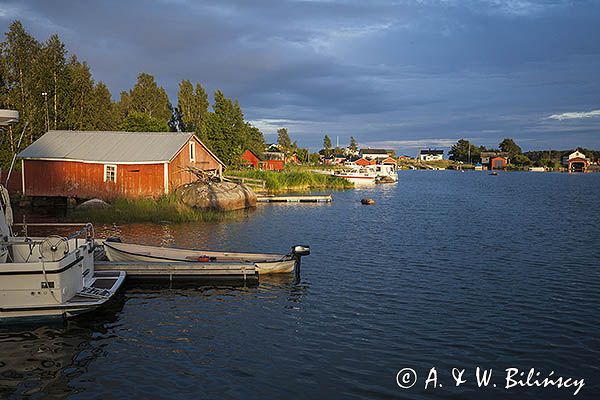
241,149 -> 260,168
240,149 -> 285,171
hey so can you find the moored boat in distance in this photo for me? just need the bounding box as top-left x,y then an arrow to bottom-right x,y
102,240 -> 310,275
327,163 -> 398,184
332,167 -> 378,184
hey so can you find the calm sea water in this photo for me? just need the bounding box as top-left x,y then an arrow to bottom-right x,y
1,171 -> 599,399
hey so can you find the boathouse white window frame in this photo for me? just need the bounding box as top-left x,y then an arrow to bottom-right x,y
104,164 -> 117,183
189,142 -> 196,162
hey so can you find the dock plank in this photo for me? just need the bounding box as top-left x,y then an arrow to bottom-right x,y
256,194 -> 332,203
95,261 -> 258,279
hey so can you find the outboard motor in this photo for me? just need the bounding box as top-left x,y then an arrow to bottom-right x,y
291,245 -> 310,283
291,245 -> 310,257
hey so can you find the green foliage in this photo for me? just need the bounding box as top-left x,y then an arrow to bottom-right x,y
309,153 -> 321,164
323,135 -> 332,150
1,20 -> 44,151
176,79 -> 209,136
90,82 -> 117,130
202,90 -> 265,167
124,72 -> 171,121
512,153 -> 531,166
63,55 -> 94,129
320,135 -> 333,157
226,169 -> 353,191
296,148 -> 309,163
449,139 -> 481,163
499,138 -> 522,157
119,111 -> 169,132
277,127 -> 292,150
349,136 -> 358,152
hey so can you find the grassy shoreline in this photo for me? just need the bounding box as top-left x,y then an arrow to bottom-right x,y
226,168 -> 354,192
65,196 -> 249,224
66,169 -> 352,223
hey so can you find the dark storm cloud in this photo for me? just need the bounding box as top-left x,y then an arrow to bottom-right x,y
1,0 -> 599,152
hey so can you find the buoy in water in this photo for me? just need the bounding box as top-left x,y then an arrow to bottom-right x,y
361,198 -> 375,205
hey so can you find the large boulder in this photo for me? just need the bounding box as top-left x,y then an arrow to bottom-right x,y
176,181 -> 256,211
77,198 -> 111,209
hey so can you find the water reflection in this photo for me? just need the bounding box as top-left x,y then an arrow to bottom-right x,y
0,271 -> 309,398
0,297 -> 125,399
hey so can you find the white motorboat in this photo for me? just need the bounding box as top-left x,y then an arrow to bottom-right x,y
332,163 -> 398,184
333,166 -> 378,184
0,186 -> 125,322
102,240 -> 310,275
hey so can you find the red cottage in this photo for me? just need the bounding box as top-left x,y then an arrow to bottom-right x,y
18,130 -> 225,200
241,149 -> 260,168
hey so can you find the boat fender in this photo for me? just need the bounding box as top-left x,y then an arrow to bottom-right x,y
105,236 -> 122,243
197,256 -> 210,262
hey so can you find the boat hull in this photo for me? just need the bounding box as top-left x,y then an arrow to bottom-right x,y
335,175 -> 377,184
0,270 -> 126,322
103,241 -> 297,274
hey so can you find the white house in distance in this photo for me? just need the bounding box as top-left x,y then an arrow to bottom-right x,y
418,148 -> 444,161
359,148 -> 391,161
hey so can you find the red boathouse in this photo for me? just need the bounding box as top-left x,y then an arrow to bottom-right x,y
18,130 -> 225,200
241,149 -> 260,168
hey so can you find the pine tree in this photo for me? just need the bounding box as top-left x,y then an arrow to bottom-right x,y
499,138 -> 522,158
277,127 -> 292,151
349,136 -> 358,152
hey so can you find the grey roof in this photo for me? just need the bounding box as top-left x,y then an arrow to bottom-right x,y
360,148 -> 389,154
18,130 -> 224,165
419,149 -> 444,155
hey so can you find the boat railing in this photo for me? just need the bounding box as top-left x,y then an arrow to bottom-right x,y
12,222 -> 95,249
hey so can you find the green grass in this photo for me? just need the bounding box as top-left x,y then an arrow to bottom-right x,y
226,168 -> 354,191
66,195 -> 249,224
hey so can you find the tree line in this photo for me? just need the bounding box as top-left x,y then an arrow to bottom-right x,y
0,20 -> 265,168
449,138 -> 599,168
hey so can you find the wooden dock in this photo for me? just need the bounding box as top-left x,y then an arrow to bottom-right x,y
95,261 -> 259,284
256,194 -> 332,203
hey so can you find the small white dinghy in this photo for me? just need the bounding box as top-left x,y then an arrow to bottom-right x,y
0,188 -> 125,321
102,240 -> 310,275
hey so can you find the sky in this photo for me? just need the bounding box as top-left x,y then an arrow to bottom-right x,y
1,0 -> 599,154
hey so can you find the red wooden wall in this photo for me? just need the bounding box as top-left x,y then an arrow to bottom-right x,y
241,150 -> 259,168
23,160 -> 165,199
168,136 -> 222,189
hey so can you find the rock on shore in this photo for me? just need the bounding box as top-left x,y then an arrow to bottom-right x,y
76,198 -> 112,209
176,181 -> 256,211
